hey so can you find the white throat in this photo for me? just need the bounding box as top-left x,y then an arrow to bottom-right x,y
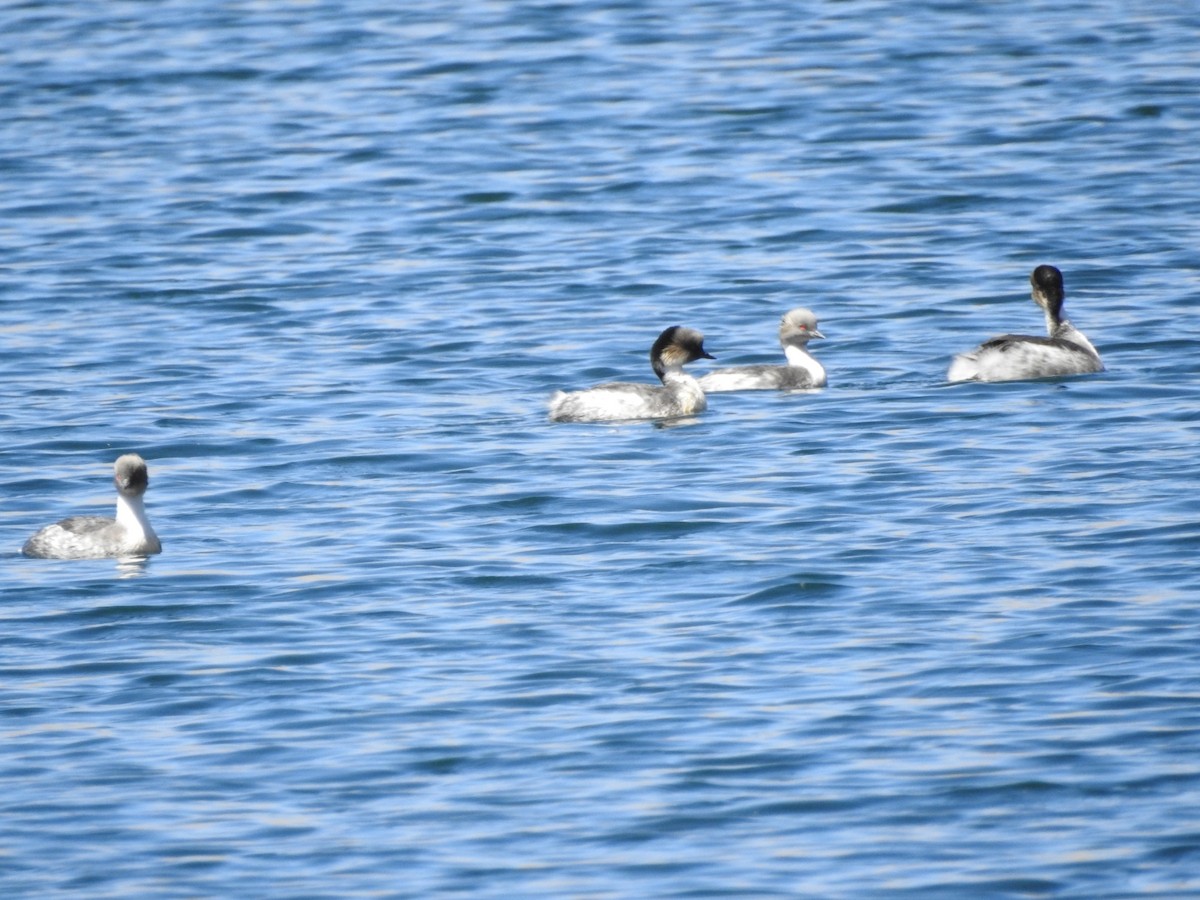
783,343 -> 826,382
116,493 -> 157,544
660,369 -> 707,414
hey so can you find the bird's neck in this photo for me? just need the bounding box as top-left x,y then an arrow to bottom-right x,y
783,343 -> 825,381
115,493 -> 156,542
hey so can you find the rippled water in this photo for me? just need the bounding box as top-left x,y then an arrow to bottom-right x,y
3,1 -> 1200,897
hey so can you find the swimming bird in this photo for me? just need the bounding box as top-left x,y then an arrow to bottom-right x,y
22,454 -> 162,559
698,307 -> 826,392
947,265 -> 1103,383
548,325 -> 715,422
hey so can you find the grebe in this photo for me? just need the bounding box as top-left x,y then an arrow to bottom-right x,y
549,325 -> 715,422
22,454 -> 162,559
948,265 -> 1103,383
698,307 -> 826,392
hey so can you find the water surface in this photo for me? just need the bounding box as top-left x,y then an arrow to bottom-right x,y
3,2 -> 1199,897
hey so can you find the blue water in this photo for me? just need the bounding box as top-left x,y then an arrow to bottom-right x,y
3,1 -> 1200,896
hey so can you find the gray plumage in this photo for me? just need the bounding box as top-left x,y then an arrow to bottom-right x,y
948,265 -> 1103,383
549,326 -> 715,422
698,308 -> 826,392
22,454 -> 162,559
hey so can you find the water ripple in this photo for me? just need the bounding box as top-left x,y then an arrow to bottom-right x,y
2,1 -> 1200,897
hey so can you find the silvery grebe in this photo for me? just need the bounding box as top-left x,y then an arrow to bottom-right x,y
22,454 -> 162,559
948,265 -> 1103,383
549,326 -> 714,422
698,307 -> 826,392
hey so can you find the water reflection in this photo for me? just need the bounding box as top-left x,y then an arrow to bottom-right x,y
116,555 -> 152,578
